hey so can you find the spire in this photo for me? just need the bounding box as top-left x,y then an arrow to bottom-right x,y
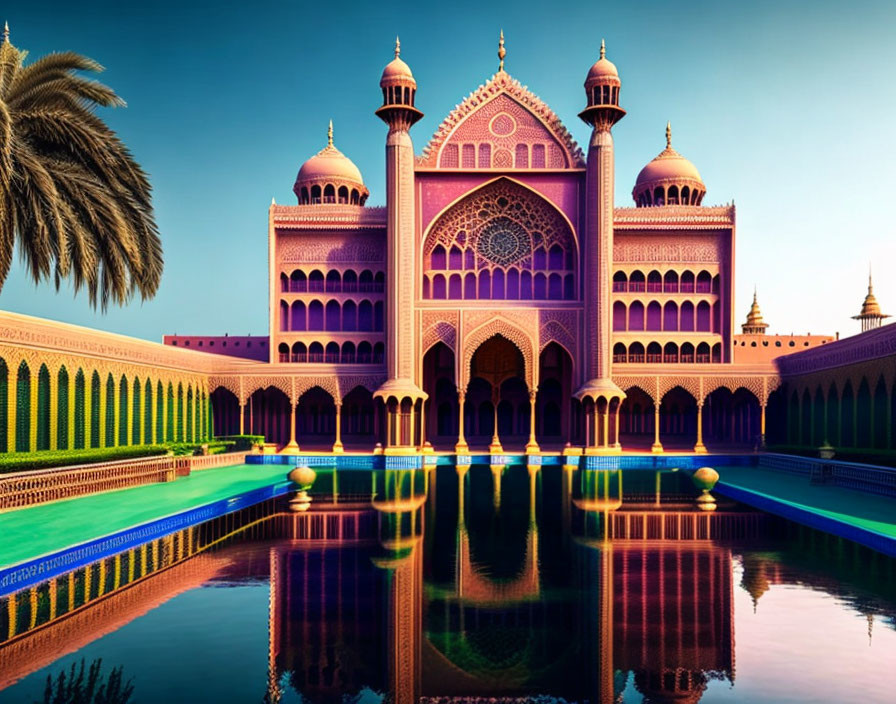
327,120 -> 333,148
600,38 -> 605,60
742,287 -> 768,334
498,29 -> 506,72
868,262 -> 873,294
666,121 -> 672,149
2,21 -> 8,44
394,36 -> 400,59
853,264 -> 890,331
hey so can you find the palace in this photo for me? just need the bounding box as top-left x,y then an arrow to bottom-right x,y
178,36 -> 833,455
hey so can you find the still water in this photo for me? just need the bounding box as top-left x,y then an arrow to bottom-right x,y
1,465 -> 894,704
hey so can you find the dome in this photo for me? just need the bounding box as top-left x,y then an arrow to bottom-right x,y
633,123 -> 706,207
293,122 -> 369,205
585,39 -> 619,87
380,37 -> 416,87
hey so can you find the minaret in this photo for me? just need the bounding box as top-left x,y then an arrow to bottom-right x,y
575,40 -> 626,453
374,39 -> 427,452
742,288 -> 769,334
852,267 -> 891,332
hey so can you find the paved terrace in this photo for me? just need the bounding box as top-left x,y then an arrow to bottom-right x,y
714,465 -> 896,556
0,463 -> 287,570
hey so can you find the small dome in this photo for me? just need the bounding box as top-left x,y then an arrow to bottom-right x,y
293,122 -> 369,205
585,40 -> 619,86
633,123 -> 706,206
380,38 -> 416,87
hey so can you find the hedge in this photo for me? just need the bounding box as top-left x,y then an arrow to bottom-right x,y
0,446 -> 170,474
215,435 -> 265,451
165,441 -> 234,457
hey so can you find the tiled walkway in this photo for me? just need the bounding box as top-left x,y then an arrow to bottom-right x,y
0,464 -> 287,569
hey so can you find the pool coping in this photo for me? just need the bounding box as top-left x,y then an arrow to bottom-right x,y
0,480 -> 291,598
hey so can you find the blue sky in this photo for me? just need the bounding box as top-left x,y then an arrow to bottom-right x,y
1,0 -> 894,341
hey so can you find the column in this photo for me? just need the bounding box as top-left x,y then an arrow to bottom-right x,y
525,391 -> 539,453
489,391 -> 503,454
49,370 -> 58,451
333,402 -> 344,453
694,401 -> 707,454
613,401 -> 621,449
651,401 -> 663,453
29,372 -> 38,452
602,405 -> 609,449
283,401 -> 299,453
455,390 -> 468,452
760,402 -> 767,449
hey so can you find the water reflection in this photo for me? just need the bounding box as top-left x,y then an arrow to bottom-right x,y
2,466 -> 895,704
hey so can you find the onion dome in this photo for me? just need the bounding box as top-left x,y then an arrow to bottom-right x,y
633,123 -> 706,207
375,37 -> 423,129
742,289 -> 769,334
293,121 -> 369,205
852,269 -> 891,332
580,40 -> 625,130
585,39 -> 620,88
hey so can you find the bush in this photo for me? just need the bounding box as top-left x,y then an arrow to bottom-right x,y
0,446 -> 170,474
165,441 -> 234,457
215,434 -> 264,451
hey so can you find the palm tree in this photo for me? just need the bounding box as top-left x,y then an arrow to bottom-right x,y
0,23 -> 162,309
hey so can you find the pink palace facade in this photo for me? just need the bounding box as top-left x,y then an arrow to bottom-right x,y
170,39 -> 835,455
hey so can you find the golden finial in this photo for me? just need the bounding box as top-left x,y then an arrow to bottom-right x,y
666,121 -> 672,149
498,29 -> 506,72
394,36 -> 400,59
868,262 -> 873,292
753,285 -> 758,304
2,21 -> 8,43
327,120 -> 333,147
600,38 -> 606,60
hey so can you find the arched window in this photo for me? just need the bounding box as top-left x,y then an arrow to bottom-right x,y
374,271 -> 385,292
653,187 -> 665,206
358,300 -> 373,331
680,301 -> 695,331
532,144 -> 545,168
309,269 -> 324,292
464,272 -> 477,299
325,342 -> 340,363
663,342 -> 679,363
448,246 -> 463,270
515,143 -> 529,168
36,365 -> 50,451
696,301 -> 712,332
493,269 -> 506,298
358,341 -> 372,364
309,342 -> 324,363
373,342 -> 385,363
564,273 -> 574,299
341,342 -> 356,364
647,342 -> 662,363
342,300 -> 357,331
299,186 -> 309,205
681,186 -> 690,204
323,184 -> 336,204
433,274 -> 447,299
280,300 -> 289,331
325,270 -> 341,293
663,270 -> 679,293
613,270 -> 627,292
280,273 -> 288,292
548,245 -> 564,270
359,269 -> 373,292
668,185 -> 679,205
613,342 -> 627,363
680,270 -> 695,293
478,270 -> 491,299
520,271 -> 532,300
308,300 -> 324,330
613,301 -> 627,331
343,269 -> 358,293
325,300 -> 340,331
337,186 -> 349,204
449,273 -> 462,299
478,143 -> 491,168
646,301 -> 662,331
696,342 -> 710,363
291,270 -> 306,292
628,301 -> 645,331
278,343 -> 289,362
629,342 -> 645,363
647,270 -> 662,293
533,247 -> 546,270
291,301 -> 306,331
292,342 -> 307,363
310,185 -> 321,204
374,301 -> 384,331
629,270 -> 645,292
696,270 -> 712,293
57,367 -> 69,450
712,343 -> 722,363
663,301 -> 678,331
680,342 -> 695,363
506,268 -> 520,300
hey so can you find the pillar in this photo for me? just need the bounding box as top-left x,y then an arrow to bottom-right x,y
489,391 -> 503,454
602,404 -> 609,449
760,402 -> 767,449
455,390 -> 468,453
333,402 -> 344,453
526,391 -> 539,453
694,401 -> 707,454
239,401 -> 246,435
283,401 -> 299,453
613,401 -> 621,449
652,401 -> 663,453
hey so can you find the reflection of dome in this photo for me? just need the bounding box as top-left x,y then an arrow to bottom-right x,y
634,669 -> 709,704
633,123 -> 706,207
293,121 -> 369,205
740,554 -> 771,610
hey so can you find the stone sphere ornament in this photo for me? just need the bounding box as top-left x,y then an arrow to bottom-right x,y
692,466 -> 719,512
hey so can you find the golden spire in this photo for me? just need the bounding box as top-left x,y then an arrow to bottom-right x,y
666,121 -> 672,149
498,29 -> 506,72
327,120 -> 333,148
2,21 -> 8,43
394,36 -> 400,59
742,286 -> 768,334
600,38 -> 606,60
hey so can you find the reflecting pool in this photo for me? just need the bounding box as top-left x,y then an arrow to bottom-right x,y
1,465 -> 895,703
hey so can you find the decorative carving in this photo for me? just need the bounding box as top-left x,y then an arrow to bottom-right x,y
461,317 -> 536,389
614,234 -> 722,263
418,72 -> 585,168
278,233 -> 386,264
422,322 -> 457,354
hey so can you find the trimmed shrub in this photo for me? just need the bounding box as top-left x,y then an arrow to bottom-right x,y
0,445 -> 170,474
165,441 -> 233,457
215,435 -> 264,451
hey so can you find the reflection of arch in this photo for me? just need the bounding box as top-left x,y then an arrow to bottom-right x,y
463,318 -> 535,389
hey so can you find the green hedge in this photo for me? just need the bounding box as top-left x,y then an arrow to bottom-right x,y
215,435 -> 264,451
0,445 -> 170,474
165,441 -> 234,457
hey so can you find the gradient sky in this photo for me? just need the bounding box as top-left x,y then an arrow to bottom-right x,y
2,0 -> 895,342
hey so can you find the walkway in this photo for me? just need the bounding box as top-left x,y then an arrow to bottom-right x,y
714,465 -> 896,556
0,463 -> 287,569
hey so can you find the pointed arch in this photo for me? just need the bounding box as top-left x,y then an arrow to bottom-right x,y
36,364 -> 50,451
462,317 -> 536,390
57,366 -> 69,450
15,361 -> 31,452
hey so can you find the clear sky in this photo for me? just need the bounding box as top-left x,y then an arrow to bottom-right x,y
1,0 -> 895,342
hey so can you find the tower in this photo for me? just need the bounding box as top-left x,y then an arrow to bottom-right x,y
742,288 -> 769,334
374,39 -> 427,452
852,268 -> 890,332
575,40 -> 627,453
